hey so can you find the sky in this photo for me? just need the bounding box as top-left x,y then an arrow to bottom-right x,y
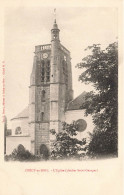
4,7 -> 118,126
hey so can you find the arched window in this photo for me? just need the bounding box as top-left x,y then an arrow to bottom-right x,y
41,60 -> 45,82
15,127 -> 22,135
40,60 -> 50,82
17,144 -> 25,152
47,60 -> 50,67
41,112 -> 44,122
41,90 -> 45,101
62,60 -> 68,84
41,60 -> 45,67
46,60 -> 50,82
6,129 -> 12,136
62,60 -> 65,72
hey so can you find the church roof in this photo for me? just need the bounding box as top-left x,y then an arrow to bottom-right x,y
10,92 -> 87,120
11,106 -> 29,120
67,91 -> 87,110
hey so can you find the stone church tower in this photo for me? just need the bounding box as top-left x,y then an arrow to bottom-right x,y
29,19 -> 73,155
6,15 -> 94,156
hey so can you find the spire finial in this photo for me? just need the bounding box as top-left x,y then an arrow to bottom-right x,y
52,8 -> 59,30
54,8 -> 56,23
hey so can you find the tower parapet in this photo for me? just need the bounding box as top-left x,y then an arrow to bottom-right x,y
35,44 -> 51,52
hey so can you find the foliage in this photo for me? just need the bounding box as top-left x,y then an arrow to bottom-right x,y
76,42 -> 118,157
4,144 -> 41,162
50,122 -> 87,160
87,130 -> 118,158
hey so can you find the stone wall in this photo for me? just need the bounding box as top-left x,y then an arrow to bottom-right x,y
35,123 -> 50,155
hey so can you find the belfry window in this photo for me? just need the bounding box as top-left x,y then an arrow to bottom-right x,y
62,59 -> 68,84
15,127 -> 22,135
41,60 -> 50,82
46,60 -> 50,82
41,60 -> 45,82
47,60 -> 50,67
62,60 -> 65,72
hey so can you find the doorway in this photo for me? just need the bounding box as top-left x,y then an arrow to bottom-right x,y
40,144 -> 49,160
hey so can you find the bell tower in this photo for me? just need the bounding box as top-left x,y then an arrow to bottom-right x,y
50,18 -> 73,133
29,14 -> 73,155
29,43 -> 51,155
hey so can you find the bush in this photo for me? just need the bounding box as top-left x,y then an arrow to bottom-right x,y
50,122 -> 87,160
4,144 -> 41,162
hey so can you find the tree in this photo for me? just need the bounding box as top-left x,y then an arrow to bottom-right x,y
50,122 -> 87,160
76,42 -> 118,158
4,144 -> 41,162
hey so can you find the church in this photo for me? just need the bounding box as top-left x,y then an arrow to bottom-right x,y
5,17 -> 94,155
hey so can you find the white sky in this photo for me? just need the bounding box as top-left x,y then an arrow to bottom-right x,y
4,7 -> 118,126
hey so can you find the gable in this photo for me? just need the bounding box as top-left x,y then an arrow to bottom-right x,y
11,106 -> 29,120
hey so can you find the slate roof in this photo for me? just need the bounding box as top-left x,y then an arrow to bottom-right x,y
67,91 -> 87,110
11,106 -> 29,120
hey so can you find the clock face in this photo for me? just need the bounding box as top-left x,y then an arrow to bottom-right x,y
43,53 -> 48,59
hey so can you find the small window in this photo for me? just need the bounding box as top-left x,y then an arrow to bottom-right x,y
15,127 -> 22,135
41,112 -> 44,122
41,71 -> 45,76
47,60 -> 50,67
41,90 -> 45,101
64,56 -> 67,61
6,129 -> 12,136
41,77 -> 44,82
46,76 -> 50,82
41,60 -> 45,67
